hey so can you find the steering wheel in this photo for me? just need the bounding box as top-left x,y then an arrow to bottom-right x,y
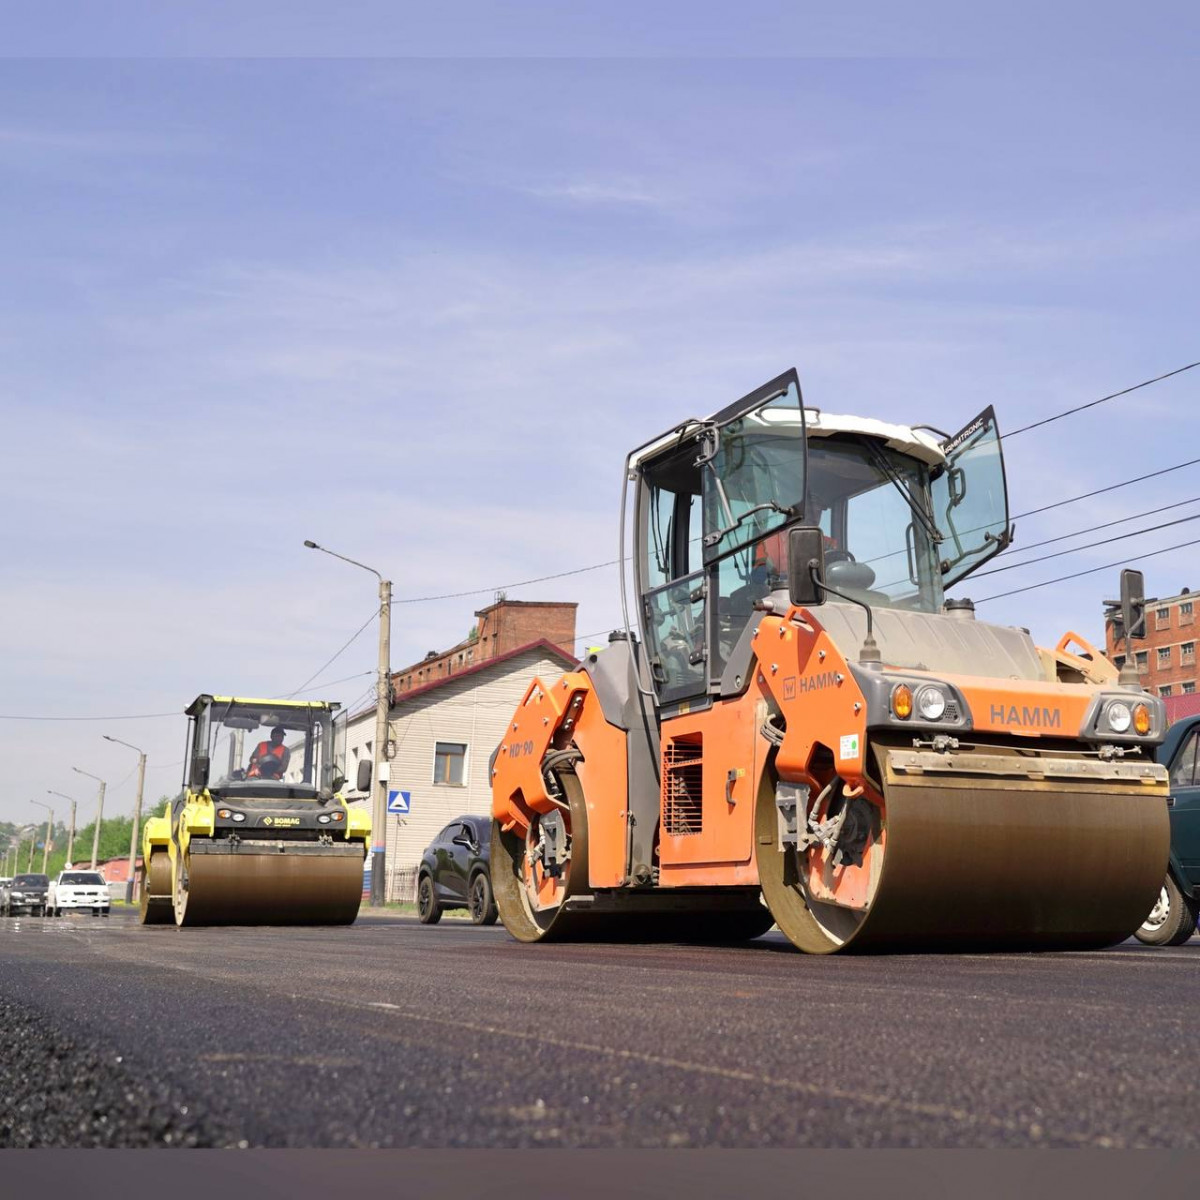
255,756 -> 284,780
824,548 -> 856,565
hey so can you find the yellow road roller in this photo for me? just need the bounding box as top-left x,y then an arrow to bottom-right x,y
140,695 -> 370,926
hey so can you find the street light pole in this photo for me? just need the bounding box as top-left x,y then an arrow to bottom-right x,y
30,800 -> 53,873
104,736 -> 147,903
72,767 -> 107,870
304,539 -> 391,906
49,792 -> 78,866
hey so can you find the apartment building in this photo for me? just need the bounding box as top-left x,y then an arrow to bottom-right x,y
1105,584 -> 1198,704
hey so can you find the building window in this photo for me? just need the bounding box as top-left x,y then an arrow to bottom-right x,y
1158,646 -> 1172,668
1160,685 -> 1173,698
1184,682 -> 1196,695
1113,655 -> 1126,669
1183,642 -> 1196,665
1136,651 -> 1148,668
1182,601 -> 1195,625
433,741 -> 467,786
1156,607 -> 1171,630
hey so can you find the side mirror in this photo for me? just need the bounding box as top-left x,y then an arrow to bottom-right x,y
356,759 -> 373,793
329,773 -> 345,794
787,527 -> 826,608
193,754 -> 210,789
1121,568 -> 1146,642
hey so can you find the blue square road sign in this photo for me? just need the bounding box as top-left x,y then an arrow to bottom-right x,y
387,790 -> 411,814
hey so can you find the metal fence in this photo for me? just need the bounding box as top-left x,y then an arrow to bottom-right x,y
388,866 -> 419,905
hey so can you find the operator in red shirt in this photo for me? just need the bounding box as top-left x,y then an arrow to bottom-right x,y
247,726 -> 291,779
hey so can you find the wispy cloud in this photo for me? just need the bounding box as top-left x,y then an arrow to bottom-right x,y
0,123 -> 202,157
521,175 -> 671,208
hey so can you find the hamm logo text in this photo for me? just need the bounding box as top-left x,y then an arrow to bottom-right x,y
990,704 -> 1062,729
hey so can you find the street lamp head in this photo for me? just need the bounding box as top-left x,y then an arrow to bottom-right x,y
102,734 -> 145,756
304,539 -> 319,549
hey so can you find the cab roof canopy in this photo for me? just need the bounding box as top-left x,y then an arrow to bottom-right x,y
186,694 -> 340,718
629,405 -> 945,473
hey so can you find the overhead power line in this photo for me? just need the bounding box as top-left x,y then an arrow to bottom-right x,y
288,670 -> 374,696
1012,455 -> 1200,521
0,710 -> 178,722
285,609 -> 378,698
973,511 -> 1200,579
1006,361 -> 1200,439
388,457 -> 1200,613
391,559 -> 619,606
992,495 -> 1200,562
975,536 -> 1200,604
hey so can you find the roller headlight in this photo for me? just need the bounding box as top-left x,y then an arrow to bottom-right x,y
916,686 -> 948,722
318,814 -> 331,824
892,684 -> 913,720
1107,702 -> 1132,733
231,812 -> 245,823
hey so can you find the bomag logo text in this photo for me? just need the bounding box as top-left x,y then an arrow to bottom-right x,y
990,704 -> 1062,729
263,816 -> 301,827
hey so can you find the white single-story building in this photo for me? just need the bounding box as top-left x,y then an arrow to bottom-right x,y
344,635 -> 577,901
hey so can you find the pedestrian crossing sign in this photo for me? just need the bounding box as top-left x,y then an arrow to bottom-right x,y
387,790 -> 411,814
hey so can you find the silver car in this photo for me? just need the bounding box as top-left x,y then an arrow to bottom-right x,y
1,873 -> 50,916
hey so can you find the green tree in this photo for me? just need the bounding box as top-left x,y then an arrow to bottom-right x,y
41,796 -> 174,877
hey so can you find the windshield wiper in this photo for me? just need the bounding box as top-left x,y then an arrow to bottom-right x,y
701,497 -> 793,549
857,437 -> 941,544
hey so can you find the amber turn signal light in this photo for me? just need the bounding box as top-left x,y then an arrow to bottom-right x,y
1133,704 -> 1151,736
892,684 -> 913,720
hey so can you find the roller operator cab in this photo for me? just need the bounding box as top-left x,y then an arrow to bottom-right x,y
491,368 -> 1171,953
140,695 -> 370,926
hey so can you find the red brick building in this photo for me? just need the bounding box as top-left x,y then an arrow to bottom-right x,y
1105,584 -> 1198,703
391,599 -> 577,696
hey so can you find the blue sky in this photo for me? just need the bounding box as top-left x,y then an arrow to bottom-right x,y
1,43 -> 1198,823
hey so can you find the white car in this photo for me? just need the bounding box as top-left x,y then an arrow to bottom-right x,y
47,870 -> 111,917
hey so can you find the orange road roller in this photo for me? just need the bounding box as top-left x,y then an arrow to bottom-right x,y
491,369 -> 1170,952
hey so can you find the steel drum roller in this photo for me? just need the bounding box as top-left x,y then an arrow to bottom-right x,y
174,843 -> 364,926
758,745 -> 1171,953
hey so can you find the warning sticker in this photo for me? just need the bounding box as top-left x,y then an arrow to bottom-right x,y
839,734 -> 861,761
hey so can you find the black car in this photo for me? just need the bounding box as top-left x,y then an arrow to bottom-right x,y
417,815 -> 497,926
1135,712 -> 1200,945
1,873 -> 50,917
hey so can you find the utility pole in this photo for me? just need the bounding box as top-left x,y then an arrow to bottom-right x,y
50,792 -> 78,866
373,576 -> 392,904
304,539 -> 392,906
104,736 -> 147,903
72,767 -> 107,870
31,800 -> 53,873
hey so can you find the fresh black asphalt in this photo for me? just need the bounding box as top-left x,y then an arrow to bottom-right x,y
0,909 -> 1195,1148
